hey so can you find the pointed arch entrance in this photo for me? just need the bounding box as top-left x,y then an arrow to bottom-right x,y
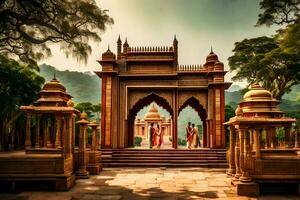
127,93 -> 174,147
178,97 -> 207,147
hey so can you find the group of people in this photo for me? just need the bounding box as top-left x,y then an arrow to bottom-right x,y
149,123 -> 163,148
186,122 -> 201,149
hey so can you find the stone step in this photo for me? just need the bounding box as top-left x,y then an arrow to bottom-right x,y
101,148 -> 228,168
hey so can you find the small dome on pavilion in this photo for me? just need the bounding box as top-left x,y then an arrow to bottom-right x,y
206,49 -> 219,63
102,46 -> 116,60
80,112 -> 88,119
243,83 -> 272,100
144,104 -> 161,120
42,78 -> 66,92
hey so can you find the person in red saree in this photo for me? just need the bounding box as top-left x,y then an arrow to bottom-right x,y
186,122 -> 192,149
149,123 -> 155,148
151,123 -> 157,147
156,124 -> 163,148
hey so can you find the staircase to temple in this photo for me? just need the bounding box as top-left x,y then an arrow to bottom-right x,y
101,149 -> 228,168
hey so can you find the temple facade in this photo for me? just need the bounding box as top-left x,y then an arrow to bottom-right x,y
134,104 -> 172,147
96,36 -> 231,149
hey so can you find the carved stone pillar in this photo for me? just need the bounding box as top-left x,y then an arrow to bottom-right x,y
35,115 -> 41,148
226,126 -> 236,175
234,130 -> 241,179
239,129 -> 252,182
76,112 -> 89,178
87,121 -> 102,174
25,113 -> 32,149
55,116 -> 62,148
45,118 -> 52,148
285,126 -> 292,148
270,127 -> 276,149
253,129 -> 261,159
294,127 -> 300,149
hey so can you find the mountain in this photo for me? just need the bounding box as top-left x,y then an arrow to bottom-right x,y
39,64 -> 101,104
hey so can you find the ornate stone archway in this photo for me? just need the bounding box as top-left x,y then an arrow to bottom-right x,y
178,96 -> 208,147
96,36 -> 231,149
127,93 -> 174,147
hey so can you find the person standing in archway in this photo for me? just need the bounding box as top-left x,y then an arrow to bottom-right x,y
156,124 -> 163,148
186,122 -> 192,149
149,123 -> 155,148
192,124 -> 200,148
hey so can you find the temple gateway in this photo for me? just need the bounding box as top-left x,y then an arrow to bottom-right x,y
96,36 -> 231,149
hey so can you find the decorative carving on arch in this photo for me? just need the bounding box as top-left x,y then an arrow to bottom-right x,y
128,93 -> 174,119
178,96 -> 207,121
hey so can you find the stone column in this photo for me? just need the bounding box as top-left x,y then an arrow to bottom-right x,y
226,126 -> 236,175
238,129 -> 245,175
25,113 -> 32,149
55,116 -> 62,148
253,129 -> 261,159
294,127 -> 300,149
234,130 -> 241,179
239,129 -> 252,182
249,130 -> 253,150
35,115 -> 40,148
76,112 -> 89,178
45,118 -> 52,148
285,126 -> 292,148
270,127 -> 276,149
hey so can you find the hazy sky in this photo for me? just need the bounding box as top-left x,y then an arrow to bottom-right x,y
41,0 -> 277,85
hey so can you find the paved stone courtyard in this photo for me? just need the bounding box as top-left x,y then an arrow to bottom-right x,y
0,168 -> 299,200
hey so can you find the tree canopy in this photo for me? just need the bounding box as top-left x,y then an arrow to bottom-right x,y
75,102 -> 101,121
0,0 -> 113,68
0,55 -> 44,151
229,0 -> 300,100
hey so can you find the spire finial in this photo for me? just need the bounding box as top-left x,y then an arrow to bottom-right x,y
173,35 -> 178,44
210,46 -> 213,53
53,70 -> 56,80
108,44 -> 110,50
117,35 -> 121,43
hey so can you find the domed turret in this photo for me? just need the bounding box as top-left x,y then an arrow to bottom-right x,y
42,78 -> 66,92
102,46 -> 116,60
206,50 -> 219,63
239,83 -> 282,117
243,83 -> 272,101
144,104 -> 161,120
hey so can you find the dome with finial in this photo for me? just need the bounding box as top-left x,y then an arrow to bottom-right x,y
80,112 -> 88,119
102,45 -> 116,60
33,76 -> 72,107
144,104 -> 161,120
243,83 -> 272,101
206,48 -> 219,63
239,83 -> 282,117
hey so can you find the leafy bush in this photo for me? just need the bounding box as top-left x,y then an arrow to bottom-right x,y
178,138 -> 186,146
134,136 -> 143,146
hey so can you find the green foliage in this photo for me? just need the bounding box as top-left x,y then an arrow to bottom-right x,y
0,55 -> 44,151
75,102 -> 101,121
257,0 -> 300,26
276,127 -> 285,142
0,0 -> 113,68
134,136 -> 142,147
39,64 -> 101,104
228,36 -> 300,100
178,138 -> 187,146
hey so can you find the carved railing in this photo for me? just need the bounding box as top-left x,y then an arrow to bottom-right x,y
127,46 -> 173,52
177,65 -> 203,71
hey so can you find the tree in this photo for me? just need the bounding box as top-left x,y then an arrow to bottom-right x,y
0,55 -> 44,151
228,36 -> 300,100
257,0 -> 300,26
75,102 -> 101,121
0,0 -> 113,68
